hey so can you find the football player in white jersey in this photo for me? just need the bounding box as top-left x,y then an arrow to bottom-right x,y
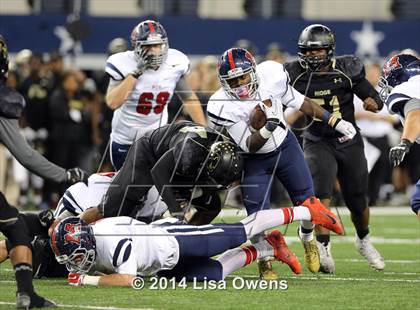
51,197 -> 344,287
105,20 -> 206,170
206,48 -> 356,278
53,172 -> 167,223
379,53 -> 420,221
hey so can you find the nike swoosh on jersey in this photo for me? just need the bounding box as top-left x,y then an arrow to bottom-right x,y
118,149 -> 128,152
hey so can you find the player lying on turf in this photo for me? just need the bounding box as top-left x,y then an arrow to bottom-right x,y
0,169 -> 223,276
51,197 -> 344,287
379,53 -> 420,222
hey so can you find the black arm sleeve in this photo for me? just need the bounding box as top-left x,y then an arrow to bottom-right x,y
151,149 -> 182,214
353,78 -> 384,110
0,117 -> 67,182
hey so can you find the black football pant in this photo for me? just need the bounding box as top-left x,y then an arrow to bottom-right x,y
303,134 -> 368,215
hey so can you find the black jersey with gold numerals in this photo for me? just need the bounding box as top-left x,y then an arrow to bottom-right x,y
285,55 -> 365,139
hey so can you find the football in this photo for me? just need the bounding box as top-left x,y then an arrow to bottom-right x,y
249,104 -> 266,130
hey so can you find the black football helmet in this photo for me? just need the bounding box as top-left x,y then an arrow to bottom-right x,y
298,24 -> 335,71
130,20 -> 169,68
0,35 -> 9,79
205,141 -> 244,187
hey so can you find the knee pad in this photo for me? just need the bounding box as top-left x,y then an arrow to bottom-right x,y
2,216 -> 32,249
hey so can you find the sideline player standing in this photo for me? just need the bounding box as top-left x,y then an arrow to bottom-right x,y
206,47 -> 356,279
284,24 -> 385,273
105,20 -> 206,170
0,35 -> 86,308
379,53 -> 420,222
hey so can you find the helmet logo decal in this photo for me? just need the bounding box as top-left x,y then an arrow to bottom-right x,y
244,51 -> 254,64
227,67 -> 244,77
383,56 -> 402,78
64,223 -> 82,245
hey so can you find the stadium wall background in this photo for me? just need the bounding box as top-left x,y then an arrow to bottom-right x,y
0,15 -> 419,69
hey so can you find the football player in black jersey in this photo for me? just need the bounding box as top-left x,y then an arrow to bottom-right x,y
284,24 -> 385,273
79,121 -> 243,224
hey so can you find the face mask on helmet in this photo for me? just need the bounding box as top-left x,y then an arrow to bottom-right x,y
297,24 -> 335,71
131,21 -> 169,69
51,217 -> 97,274
378,76 -> 393,102
205,141 -> 243,187
218,48 -> 259,100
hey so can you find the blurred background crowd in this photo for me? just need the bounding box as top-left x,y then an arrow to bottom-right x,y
0,0 -> 419,209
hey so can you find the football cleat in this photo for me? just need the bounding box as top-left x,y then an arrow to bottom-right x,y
302,197 -> 344,234
16,292 -> 56,309
298,230 -> 320,273
266,230 -> 301,274
355,235 -> 385,271
317,241 -> 336,274
258,259 -> 278,280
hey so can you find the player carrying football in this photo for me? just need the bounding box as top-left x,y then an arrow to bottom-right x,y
206,47 -> 356,279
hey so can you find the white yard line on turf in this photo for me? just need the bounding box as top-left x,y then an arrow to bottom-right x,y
0,301 -> 153,310
337,258 -> 420,264
285,236 -> 420,245
227,275 -> 420,283
219,207 -> 413,217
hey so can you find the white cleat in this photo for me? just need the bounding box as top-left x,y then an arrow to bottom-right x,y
355,235 -> 385,271
316,241 -> 335,274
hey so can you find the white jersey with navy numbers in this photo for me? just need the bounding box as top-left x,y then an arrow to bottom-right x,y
385,75 -> 420,143
207,60 -> 305,153
91,217 -> 180,276
106,49 -> 190,145
54,173 -> 167,220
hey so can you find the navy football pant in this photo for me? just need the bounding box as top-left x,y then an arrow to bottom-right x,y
110,140 -> 131,171
242,131 -> 314,214
411,179 -> 420,214
159,223 -> 247,281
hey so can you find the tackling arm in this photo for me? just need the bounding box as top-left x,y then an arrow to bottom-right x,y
68,272 -> 135,287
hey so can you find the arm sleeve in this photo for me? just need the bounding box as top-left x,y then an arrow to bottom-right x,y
0,117 -> 67,182
353,78 -> 384,109
150,149 -> 181,214
174,76 -> 194,101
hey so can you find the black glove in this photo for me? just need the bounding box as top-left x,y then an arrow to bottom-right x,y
38,209 -> 55,228
389,139 -> 412,167
66,168 -> 88,185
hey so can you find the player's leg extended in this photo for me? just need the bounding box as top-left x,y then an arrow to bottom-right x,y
169,205 -> 342,259
277,131 -> 319,273
411,180 -> 420,222
337,138 -> 384,271
241,153 -> 278,279
303,138 -> 337,273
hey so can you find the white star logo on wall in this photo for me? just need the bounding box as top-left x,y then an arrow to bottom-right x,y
350,22 -> 384,57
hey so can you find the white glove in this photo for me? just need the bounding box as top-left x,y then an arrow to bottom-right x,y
258,101 -> 282,131
334,119 -> 357,140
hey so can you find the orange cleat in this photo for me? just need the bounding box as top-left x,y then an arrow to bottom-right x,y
302,197 -> 344,235
265,230 -> 302,274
